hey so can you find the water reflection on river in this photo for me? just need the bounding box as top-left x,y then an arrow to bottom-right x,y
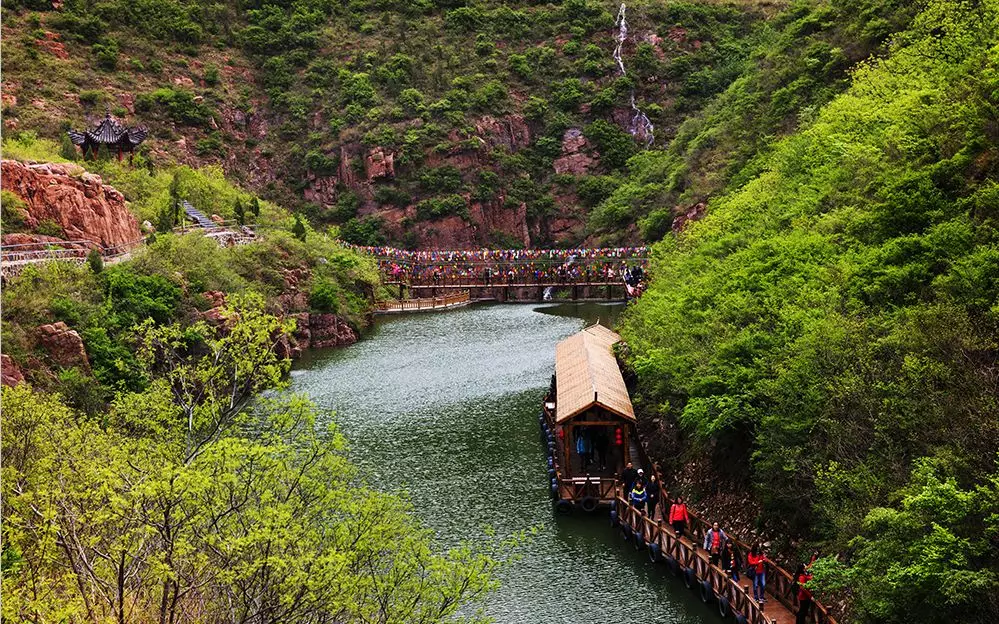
291,303 -> 711,624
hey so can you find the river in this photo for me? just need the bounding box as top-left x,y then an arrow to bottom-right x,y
291,303 -> 713,624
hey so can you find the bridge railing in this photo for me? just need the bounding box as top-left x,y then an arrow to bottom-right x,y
376,290 -> 470,312
0,237 -> 146,265
644,467 -> 837,624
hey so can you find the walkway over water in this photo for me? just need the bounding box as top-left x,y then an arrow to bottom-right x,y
351,244 -> 650,301
544,327 -> 838,624
375,291 -> 470,313
291,303 -> 718,624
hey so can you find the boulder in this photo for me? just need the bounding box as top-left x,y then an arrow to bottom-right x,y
309,314 -> 358,349
365,147 -> 395,181
1,354 -> 25,387
36,322 -> 90,371
553,128 -> 596,175
1,159 -> 141,248
202,290 -> 226,308
304,173 -> 339,206
118,92 -> 135,114
554,152 -> 596,176
672,201 -> 708,234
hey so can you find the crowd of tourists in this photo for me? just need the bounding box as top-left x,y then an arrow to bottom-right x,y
348,244 -> 649,286
621,463 -> 817,623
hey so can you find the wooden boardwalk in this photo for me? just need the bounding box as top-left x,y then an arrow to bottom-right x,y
375,291 -> 470,314
615,497 -> 813,624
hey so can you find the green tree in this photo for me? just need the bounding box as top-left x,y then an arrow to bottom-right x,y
59,134 -> 78,161
814,460 -> 999,624
86,248 -> 103,273
1,303 -> 499,622
234,197 -> 245,225
292,213 -> 307,241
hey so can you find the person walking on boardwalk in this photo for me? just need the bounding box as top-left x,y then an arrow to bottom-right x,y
746,544 -> 768,603
621,462 -> 638,499
794,563 -> 813,624
669,496 -> 689,538
722,541 -> 742,582
703,522 -> 728,566
629,479 -> 648,515
646,474 -> 661,520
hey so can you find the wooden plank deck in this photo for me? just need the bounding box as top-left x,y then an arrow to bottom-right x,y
374,290 -> 471,314
617,498 -> 817,624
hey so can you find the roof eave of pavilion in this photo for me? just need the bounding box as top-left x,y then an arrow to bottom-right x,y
556,399 -> 636,424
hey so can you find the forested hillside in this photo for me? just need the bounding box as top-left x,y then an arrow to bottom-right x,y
3,0 -> 912,248
4,0 -> 999,621
620,1 -> 999,622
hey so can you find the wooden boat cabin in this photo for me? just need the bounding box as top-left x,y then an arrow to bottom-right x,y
541,324 -> 638,511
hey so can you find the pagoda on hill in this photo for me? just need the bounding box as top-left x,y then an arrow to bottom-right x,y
67,109 -> 148,161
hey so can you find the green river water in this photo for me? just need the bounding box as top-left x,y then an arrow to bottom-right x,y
291,303 -> 713,624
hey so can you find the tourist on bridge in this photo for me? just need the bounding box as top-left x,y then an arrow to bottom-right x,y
722,541 -> 742,582
668,496 -> 689,538
703,522 -> 729,566
629,479 -> 648,514
746,544 -> 769,603
794,563 -> 814,624
646,474 -> 661,520
621,462 -> 638,499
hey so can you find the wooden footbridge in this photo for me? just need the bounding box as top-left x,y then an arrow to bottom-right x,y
540,325 -> 837,624
375,290 -> 471,314
349,244 -> 649,303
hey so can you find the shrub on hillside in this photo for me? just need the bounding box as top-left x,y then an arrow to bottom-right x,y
339,216 -> 386,246
415,195 -> 468,220
135,87 -> 213,126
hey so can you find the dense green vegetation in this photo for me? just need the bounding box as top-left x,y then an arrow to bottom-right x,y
588,0 -> 922,241
620,1 -> 999,622
4,0 -> 999,620
2,229 -> 379,403
1,134 -> 382,407
2,0 -> 782,246
1,301 -> 497,623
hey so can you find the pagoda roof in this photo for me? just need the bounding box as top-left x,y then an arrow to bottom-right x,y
68,111 -> 148,147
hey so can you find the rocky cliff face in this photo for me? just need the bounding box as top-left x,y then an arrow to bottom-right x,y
36,322 -> 90,372
297,113 -> 594,249
200,286 -> 358,361
1,354 -> 25,387
1,160 -> 142,248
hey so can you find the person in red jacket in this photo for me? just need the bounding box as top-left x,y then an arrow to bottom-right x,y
795,563 -> 813,624
668,496 -> 689,538
746,544 -> 768,602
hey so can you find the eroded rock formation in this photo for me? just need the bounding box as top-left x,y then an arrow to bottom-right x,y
36,322 -> 90,371
1,354 -> 25,387
1,160 -> 141,248
365,147 -> 395,181
553,128 -> 597,175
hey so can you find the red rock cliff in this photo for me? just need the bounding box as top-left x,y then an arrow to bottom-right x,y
1,159 -> 141,248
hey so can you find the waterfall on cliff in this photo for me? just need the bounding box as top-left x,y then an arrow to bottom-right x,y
614,3 -> 655,148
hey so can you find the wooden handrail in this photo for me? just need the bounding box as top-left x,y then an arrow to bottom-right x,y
376,290 -> 470,312
541,391 -> 836,623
